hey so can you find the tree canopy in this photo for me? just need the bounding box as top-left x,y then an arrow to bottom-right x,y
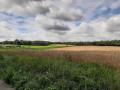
0,39 -> 120,46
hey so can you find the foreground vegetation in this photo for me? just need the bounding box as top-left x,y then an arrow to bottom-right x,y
0,54 -> 120,90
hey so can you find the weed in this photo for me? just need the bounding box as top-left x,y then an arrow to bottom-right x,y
0,54 -> 120,90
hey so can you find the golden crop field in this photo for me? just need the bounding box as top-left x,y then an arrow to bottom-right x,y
52,46 -> 120,51
0,46 -> 120,70
51,44 -> 74,46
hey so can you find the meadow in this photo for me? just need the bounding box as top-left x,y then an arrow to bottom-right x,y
0,44 -> 70,50
0,46 -> 120,70
0,54 -> 120,90
0,46 -> 120,89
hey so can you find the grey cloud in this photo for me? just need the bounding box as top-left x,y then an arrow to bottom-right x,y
35,15 -> 70,31
0,0 -> 83,21
44,24 -> 70,31
55,31 -> 67,35
0,0 -> 50,16
53,14 -> 83,22
107,23 -> 120,33
27,4 -> 50,15
49,8 -> 83,22
109,0 -> 120,9
104,15 -> 120,35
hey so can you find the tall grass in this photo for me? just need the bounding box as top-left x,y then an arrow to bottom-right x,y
0,50 -> 120,70
0,54 -> 120,90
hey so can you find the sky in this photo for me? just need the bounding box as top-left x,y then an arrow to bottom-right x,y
0,0 -> 120,42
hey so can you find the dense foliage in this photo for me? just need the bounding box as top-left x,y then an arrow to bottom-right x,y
0,54 -> 120,90
0,39 -> 51,46
1,39 -> 120,46
64,40 -> 120,46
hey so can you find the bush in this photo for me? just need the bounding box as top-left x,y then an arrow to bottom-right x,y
0,54 -> 120,90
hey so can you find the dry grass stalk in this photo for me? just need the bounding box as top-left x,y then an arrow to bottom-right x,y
0,48 -> 120,70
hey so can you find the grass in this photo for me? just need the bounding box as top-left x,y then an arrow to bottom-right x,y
0,44 -> 16,46
0,50 -> 120,70
0,54 -> 120,90
0,45 -> 69,50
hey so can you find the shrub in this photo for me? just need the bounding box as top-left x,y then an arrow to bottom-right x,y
0,54 -> 120,90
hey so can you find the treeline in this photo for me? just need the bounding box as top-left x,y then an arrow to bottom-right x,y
0,39 -> 120,46
0,39 -> 51,46
64,40 -> 120,46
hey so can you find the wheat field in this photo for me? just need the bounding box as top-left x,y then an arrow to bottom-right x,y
0,46 -> 120,70
52,46 -> 120,51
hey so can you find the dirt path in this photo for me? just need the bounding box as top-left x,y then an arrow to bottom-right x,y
0,80 -> 14,90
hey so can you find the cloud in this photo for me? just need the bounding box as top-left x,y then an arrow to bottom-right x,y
106,15 -> 120,34
49,8 -> 83,22
109,0 -> 120,9
67,14 -> 120,41
35,15 -> 70,31
0,21 -> 20,41
44,24 -> 70,31
0,14 -> 120,42
0,0 -> 120,42
25,14 -> 120,42
0,0 -> 50,16
0,0 -> 84,21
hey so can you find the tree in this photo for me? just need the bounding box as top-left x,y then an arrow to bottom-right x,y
14,39 -> 21,45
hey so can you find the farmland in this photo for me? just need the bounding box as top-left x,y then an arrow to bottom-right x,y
53,46 -> 120,51
0,46 -> 120,89
0,44 -> 71,50
0,46 -> 120,69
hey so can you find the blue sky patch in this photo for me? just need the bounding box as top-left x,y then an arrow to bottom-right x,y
75,22 -> 81,26
112,7 -> 120,14
17,21 -> 27,25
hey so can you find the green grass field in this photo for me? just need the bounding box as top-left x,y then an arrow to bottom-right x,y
0,45 -> 69,50
0,54 -> 120,90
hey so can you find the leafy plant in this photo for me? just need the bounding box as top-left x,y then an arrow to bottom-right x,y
0,54 -> 120,90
